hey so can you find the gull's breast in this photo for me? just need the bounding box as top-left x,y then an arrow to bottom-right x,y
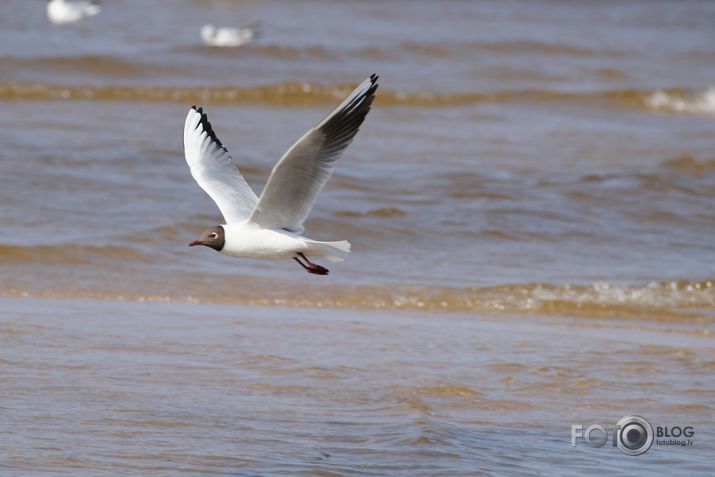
220,224 -> 307,260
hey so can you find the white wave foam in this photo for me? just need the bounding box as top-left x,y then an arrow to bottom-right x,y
529,280 -> 715,311
646,87 -> 715,115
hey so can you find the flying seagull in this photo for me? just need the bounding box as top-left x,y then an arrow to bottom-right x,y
184,74 -> 378,275
47,0 -> 100,24
201,23 -> 260,47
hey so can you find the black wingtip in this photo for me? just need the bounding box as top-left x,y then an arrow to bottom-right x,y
194,106 -> 227,152
315,74 -> 379,155
366,74 -> 379,97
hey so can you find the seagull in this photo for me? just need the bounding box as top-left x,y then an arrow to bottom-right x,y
184,75 -> 378,275
201,23 -> 259,47
47,0 -> 101,25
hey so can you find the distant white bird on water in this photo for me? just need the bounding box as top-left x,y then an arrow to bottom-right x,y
185,75 -> 379,275
201,23 -> 259,47
47,0 -> 100,24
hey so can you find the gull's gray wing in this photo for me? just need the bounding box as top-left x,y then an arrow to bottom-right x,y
248,74 -> 379,232
184,106 -> 258,224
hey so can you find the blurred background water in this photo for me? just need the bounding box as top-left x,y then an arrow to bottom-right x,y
0,1 -> 714,475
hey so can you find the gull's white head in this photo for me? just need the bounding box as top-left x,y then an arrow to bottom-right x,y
201,24 -> 217,42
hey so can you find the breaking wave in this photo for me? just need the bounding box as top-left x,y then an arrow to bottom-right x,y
1,82 -> 714,113
645,87 -> 715,115
1,276 -> 712,321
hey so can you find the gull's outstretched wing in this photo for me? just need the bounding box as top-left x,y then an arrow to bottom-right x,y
249,74 -> 379,232
184,106 -> 258,224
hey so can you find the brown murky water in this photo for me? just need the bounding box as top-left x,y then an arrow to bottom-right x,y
2,298 -> 714,475
1,0 -> 714,474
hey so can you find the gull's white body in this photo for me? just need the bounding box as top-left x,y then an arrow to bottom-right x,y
183,75 -> 378,271
201,24 -> 256,47
220,223 -> 349,262
47,0 -> 100,24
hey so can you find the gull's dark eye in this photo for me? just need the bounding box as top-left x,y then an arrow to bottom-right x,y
210,232 -> 218,239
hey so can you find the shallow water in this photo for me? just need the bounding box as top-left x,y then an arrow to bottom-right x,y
2,298 -> 714,475
1,0 -> 714,474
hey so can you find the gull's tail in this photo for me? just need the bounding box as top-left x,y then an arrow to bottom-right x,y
306,240 -> 351,262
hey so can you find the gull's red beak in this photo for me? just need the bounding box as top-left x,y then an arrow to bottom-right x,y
188,241 -> 203,247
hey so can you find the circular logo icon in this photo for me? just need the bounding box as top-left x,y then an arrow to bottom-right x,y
616,415 -> 653,456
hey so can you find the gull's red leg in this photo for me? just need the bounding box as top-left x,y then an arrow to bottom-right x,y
295,253 -> 329,275
293,257 -> 311,271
